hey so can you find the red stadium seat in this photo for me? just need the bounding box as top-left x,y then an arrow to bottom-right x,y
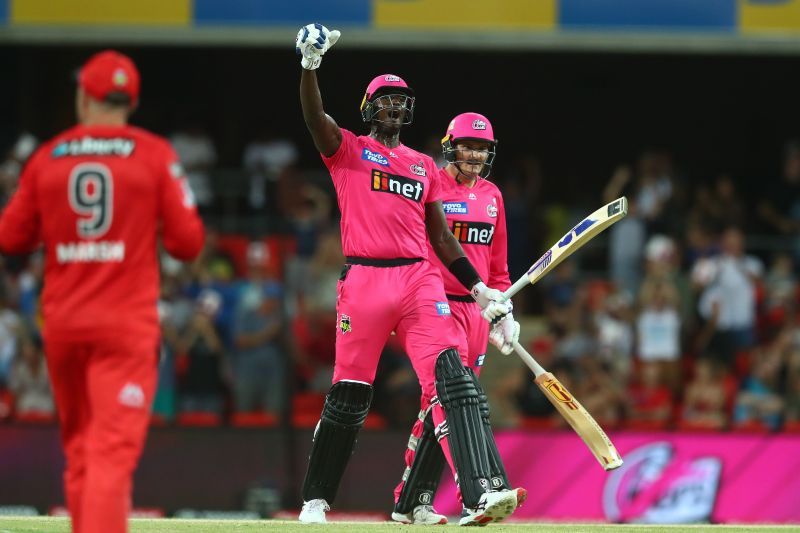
519,416 -> 559,431
731,419 -> 770,434
176,411 -> 222,427
783,420 -> 800,433
363,412 -> 388,430
14,411 -> 57,424
231,411 -> 279,428
676,419 -> 725,433
292,392 -> 326,428
149,413 -> 169,427
624,419 -> 669,432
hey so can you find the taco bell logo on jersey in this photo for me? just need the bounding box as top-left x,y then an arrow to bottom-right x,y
410,163 -> 426,177
53,137 -> 135,158
557,218 -> 597,248
435,302 -> 451,316
443,202 -> 468,215
362,148 -> 389,166
472,119 -> 487,130
452,221 -> 495,246
371,169 -> 424,202
338,314 -> 352,334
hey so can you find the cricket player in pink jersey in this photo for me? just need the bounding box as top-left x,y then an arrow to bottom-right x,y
295,24 -> 521,526
392,113 -> 525,524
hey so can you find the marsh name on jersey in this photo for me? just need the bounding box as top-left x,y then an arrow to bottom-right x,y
56,241 -> 126,263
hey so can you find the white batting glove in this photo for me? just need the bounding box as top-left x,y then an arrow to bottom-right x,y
489,313 -> 520,355
295,23 -> 341,70
471,282 -> 512,322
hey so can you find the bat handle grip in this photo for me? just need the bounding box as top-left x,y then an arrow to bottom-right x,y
502,275 -> 529,301
512,341 -> 547,378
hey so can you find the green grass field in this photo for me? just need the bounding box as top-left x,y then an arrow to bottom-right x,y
0,519 -> 799,533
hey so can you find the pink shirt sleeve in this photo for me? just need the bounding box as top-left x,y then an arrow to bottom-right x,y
321,128 -> 357,182
488,190 -> 512,291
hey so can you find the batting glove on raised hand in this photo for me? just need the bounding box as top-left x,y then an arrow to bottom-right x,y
489,312 -> 521,355
295,23 -> 341,70
471,282 -> 513,322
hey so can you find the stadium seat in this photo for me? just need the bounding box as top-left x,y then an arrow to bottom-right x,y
149,413 -> 169,427
231,411 -> 279,428
676,419 -> 724,433
520,416 -> 559,431
783,420 -> 800,433
14,411 -> 57,424
176,411 -> 222,427
624,419 -> 669,432
363,412 -> 388,430
731,419 -> 770,434
291,392 -> 326,428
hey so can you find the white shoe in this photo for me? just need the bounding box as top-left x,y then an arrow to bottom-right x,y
458,490 -> 518,526
299,499 -> 329,523
391,504 -> 448,525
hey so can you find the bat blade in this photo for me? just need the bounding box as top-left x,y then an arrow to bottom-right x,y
535,372 -> 623,471
503,196 -> 628,300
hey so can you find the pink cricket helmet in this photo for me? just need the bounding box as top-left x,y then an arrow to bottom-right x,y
442,112 -> 498,178
360,74 -> 415,125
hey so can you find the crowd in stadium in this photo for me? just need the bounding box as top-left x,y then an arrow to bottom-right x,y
1,128 -> 799,434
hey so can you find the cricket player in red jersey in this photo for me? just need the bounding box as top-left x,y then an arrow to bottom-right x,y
295,24 -> 521,526
0,50 -> 204,533
393,113 -> 525,524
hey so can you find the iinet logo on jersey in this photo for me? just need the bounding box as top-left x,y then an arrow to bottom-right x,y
452,221 -> 494,245
371,170 -> 424,202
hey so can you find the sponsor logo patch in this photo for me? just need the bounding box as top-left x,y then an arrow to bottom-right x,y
362,148 -> 389,166
468,193 -> 477,200
472,119 -> 487,130
452,221 -> 495,245
410,163 -> 426,176
53,137 -> 135,158
527,249 -> 552,276
385,74 -> 401,82
118,382 -> 145,408
476,354 -> 486,367
443,201 -> 468,215
371,169 -> 424,202
435,302 -> 451,316
339,314 -> 352,334
487,203 -> 498,218
557,218 -> 597,248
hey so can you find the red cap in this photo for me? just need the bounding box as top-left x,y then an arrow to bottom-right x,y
78,50 -> 140,104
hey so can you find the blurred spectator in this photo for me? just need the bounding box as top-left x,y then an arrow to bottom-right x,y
8,336 -> 53,415
604,165 -> 647,296
785,349 -> 800,424
643,234 -> 694,333
574,357 -> 626,427
637,278 -> 681,393
627,362 -> 672,426
733,347 -> 784,430
0,132 -> 38,204
594,290 -> 634,382
177,289 -> 226,414
0,287 -> 22,386
231,243 -> 286,414
757,139 -> 800,253
242,131 -> 299,211
681,358 -> 728,430
694,227 -> 763,362
170,126 -> 217,210
764,253 -> 797,323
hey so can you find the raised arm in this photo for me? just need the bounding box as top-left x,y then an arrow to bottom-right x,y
296,24 -> 342,158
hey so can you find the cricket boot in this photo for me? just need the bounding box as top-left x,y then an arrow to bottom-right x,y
299,498 -> 329,523
391,504 -> 448,525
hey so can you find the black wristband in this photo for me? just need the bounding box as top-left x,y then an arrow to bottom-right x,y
448,256 -> 481,291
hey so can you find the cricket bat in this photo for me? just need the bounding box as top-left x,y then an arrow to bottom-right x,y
513,341 -> 624,470
502,197 -> 628,301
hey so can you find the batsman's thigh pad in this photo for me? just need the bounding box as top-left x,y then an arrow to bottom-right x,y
302,381 -> 373,502
434,348 -> 491,507
395,408 -> 446,514
468,369 -> 510,491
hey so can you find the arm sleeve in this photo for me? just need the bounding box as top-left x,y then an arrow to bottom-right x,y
0,152 -> 42,254
487,192 -> 511,291
320,128 -> 356,181
159,144 -> 205,261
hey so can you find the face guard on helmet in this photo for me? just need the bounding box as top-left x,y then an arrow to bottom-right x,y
441,112 -> 497,179
360,74 -> 415,126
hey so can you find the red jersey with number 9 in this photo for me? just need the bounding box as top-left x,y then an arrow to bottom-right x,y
0,124 -> 205,342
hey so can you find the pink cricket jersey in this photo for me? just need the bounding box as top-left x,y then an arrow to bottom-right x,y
429,169 -> 512,295
322,129 -> 441,259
